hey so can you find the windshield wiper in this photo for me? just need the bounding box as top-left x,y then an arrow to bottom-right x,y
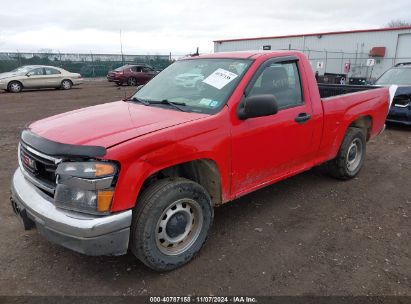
128,97 -> 187,112
148,99 -> 187,112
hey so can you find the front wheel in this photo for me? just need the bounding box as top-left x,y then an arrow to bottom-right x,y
327,127 -> 366,180
127,77 -> 137,86
8,81 -> 22,93
130,178 -> 213,271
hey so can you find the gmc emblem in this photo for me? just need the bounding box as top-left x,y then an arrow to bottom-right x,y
22,154 -> 37,170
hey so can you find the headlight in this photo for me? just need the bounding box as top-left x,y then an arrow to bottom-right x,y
56,161 -> 117,179
54,161 -> 118,215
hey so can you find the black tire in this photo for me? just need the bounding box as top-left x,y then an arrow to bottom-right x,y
61,79 -> 73,90
8,81 -> 23,93
130,177 -> 214,271
127,77 -> 137,86
327,127 -> 366,180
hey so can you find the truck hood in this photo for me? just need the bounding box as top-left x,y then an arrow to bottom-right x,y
28,101 -> 208,148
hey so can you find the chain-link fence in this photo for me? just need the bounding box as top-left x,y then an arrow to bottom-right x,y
0,52 -> 186,77
298,48 -> 411,83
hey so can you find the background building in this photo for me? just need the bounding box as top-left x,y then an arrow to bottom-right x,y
214,26 -> 411,80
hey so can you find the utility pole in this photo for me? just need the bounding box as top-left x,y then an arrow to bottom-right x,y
90,51 -> 95,78
120,29 -> 124,65
17,49 -> 21,66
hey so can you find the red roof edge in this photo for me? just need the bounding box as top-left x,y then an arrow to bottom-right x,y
213,26 -> 411,43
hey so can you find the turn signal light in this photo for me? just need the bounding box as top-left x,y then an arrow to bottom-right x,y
95,163 -> 116,177
97,190 -> 114,212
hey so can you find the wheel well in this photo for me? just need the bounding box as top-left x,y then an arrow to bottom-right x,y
140,159 -> 222,206
349,116 -> 372,140
62,79 -> 73,85
128,77 -> 137,84
8,80 -> 23,89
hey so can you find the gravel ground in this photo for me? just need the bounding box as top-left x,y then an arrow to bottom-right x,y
0,81 -> 410,296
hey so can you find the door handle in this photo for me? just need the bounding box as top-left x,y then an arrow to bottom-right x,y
295,112 -> 311,124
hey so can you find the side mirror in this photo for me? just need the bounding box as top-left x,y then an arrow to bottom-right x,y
237,94 -> 278,120
26,73 -> 31,77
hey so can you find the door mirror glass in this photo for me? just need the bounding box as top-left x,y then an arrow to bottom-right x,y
238,94 -> 278,120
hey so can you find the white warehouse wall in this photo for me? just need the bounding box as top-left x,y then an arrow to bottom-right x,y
214,28 -> 411,78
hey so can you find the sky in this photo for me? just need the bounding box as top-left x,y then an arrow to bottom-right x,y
0,0 -> 410,55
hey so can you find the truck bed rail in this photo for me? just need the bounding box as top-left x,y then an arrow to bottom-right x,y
319,83 -> 379,99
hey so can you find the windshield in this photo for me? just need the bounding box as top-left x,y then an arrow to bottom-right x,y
114,65 -> 130,72
10,66 -> 33,74
131,58 -> 252,114
376,68 -> 411,85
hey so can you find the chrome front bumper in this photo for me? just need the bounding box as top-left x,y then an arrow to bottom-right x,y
10,168 -> 132,256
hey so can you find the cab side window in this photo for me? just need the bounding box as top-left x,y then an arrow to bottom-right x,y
45,67 -> 61,75
132,66 -> 142,72
248,61 -> 303,109
27,68 -> 45,76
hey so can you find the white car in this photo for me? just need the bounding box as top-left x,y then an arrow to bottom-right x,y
174,71 -> 204,88
0,65 -> 83,93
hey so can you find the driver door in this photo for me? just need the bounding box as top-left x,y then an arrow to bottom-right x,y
22,68 -> 46,88
231,58 -> 315,195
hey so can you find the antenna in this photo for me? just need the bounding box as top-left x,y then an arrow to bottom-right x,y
190,47 -> 199,57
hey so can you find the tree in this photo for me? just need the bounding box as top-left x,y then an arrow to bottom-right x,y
386,19 -> 411,28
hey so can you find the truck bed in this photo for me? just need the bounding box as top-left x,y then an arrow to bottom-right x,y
318,83 -> 379,98
316,86 -> 389,164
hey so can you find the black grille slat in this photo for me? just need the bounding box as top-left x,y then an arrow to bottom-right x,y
20,145 -> 55,165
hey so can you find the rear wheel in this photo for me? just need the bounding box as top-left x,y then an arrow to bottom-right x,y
127,77 -> 137,86
327,127 -> 366,179
61,79 -> 72,90
130,178 -> 213,271
8,81 -> 22,93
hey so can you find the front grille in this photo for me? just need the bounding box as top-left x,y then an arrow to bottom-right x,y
393,95 -> 411,108
19,143 -> 59,194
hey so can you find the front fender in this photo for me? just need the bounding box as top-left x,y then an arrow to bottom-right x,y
105,110 -> 231,212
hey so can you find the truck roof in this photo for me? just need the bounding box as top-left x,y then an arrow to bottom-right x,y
188,50 -> 301,60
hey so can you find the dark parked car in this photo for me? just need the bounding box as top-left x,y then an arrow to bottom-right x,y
107,64 -> 158,86
376,62 -> 411,125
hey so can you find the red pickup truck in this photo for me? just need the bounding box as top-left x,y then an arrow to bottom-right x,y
11,51 -> 390,271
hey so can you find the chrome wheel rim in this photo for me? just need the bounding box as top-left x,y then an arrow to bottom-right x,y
129,78 -> 137,86
155,198 -> 203,255
62,81 -> 71,89
346,138 -> 363,172
10,83 -> 21,92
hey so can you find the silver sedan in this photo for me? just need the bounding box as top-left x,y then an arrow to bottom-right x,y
0,65 -> 83,93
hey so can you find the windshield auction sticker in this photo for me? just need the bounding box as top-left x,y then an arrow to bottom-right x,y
202,68 -> 238,89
